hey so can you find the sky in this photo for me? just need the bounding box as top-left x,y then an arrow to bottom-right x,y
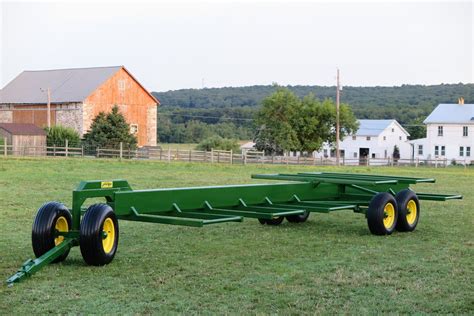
0,0 -> 472,92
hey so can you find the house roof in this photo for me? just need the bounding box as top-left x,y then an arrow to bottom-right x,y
0,66 -> 159,105
424,103 -> 474,124
356,119 -> 409,136
0,123 -> 46,135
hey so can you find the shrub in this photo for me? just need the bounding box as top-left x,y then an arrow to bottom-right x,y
44,125 -> 81,147
196,136 -> 240,152
83,105 -> 137,149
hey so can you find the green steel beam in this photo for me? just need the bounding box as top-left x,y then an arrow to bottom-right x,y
251,173 -> 398,186
416,193 -> 463,201
6,238 -> 76,285
299,172 -> 436,183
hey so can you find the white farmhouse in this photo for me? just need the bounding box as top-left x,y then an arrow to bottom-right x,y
409,101 -> 473,164
320,119 -> 411,161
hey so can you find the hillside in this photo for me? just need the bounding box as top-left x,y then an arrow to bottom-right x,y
152,84 -> 473,143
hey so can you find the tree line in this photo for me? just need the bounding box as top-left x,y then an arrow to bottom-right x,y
154,83 -> 472,142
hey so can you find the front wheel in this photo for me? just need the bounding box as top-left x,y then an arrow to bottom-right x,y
32,201 -> 72,263
80,204 -> 119,266
286,211 -> 310,223
367,193 -> 398,235
395,190 -> 420,232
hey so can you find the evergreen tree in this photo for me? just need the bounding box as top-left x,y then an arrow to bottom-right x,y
83,105 -> 137,149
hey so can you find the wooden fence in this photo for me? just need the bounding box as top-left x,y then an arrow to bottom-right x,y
2,140 -> 471,168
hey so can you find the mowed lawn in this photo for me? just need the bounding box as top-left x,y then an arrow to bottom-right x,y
0,158 -> 472,314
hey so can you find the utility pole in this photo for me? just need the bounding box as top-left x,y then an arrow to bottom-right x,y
47,88 -> 51,128
335,69 -> 340,166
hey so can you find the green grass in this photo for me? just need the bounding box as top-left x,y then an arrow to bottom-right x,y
0,158 -> 472,314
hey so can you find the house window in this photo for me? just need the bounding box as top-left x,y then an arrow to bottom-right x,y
352,135 -> 356,140
399,136 -> 402,140
463,126 -> 468,137
366,136 -> 371,141
418,145 -> 423,155
353,152 -> 357,158
434,146 -> 439,156
391,128 -> 394,132
438,126 -> 443,136
130,124 -> 138,134
441,146 -> 445,156
383,136 -> 386,141
371,153 -> 376,158
467,147 -> 471,157
384,150 -> 387,158
460,147 -> 464,157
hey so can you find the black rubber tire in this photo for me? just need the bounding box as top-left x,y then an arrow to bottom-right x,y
265,216 -> 285,226
258,218 -> 267,225
395,190 -> 420,232
367,193 -> 398,235
80,204 -> 119,266
286,211 -> 310,223
32,201 -> 72,263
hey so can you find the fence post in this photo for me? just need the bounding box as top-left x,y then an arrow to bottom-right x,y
97,147 -> 100,158
176,148 -> 179,160
81,145 -> 84,157
189,150 -> 192,162
367,158 -> 370,166
159,148 -> 163,161
119,142 -> 123,160
168,148 -> 171,163
65,139 -> 69,157
243,152 -> 247,165
3,137 -> 6,156
230,150 -> 233,164
217,151 -> 220,163
211,149 -> 214,163
53,144 -> 56,157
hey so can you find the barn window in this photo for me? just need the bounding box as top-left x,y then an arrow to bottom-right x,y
118,80 -> 127,91
130,124 -> 138,134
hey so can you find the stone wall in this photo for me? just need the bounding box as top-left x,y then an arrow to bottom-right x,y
0,105 -> 13,123
147,106 -> 157,146
56,104 -> 83,135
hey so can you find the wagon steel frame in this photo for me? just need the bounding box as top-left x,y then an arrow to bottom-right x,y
7,172 -> 462,284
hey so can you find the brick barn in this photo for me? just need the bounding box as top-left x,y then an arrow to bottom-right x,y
0,66 -> 159,147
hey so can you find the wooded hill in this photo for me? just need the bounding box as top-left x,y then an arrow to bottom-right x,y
152,83 -> 473,143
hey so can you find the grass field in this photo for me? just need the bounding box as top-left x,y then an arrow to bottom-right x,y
0,158 -> 472,314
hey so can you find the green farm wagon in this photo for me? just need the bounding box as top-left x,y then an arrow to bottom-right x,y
7,172 -> 461,284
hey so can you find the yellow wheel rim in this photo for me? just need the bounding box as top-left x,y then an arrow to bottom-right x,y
406,200 -> 417,225
102,218 -> 115,254
54,216 -> 69,246
383,202 -> 395,229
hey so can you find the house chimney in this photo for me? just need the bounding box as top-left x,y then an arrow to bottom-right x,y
458,97 -> 465,105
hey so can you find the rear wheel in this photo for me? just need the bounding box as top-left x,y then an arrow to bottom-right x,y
286,211 -> 310,223
265,216 -> 285,226
367,193 -> 398,235
80,204 -> 119,266
395,190 -> 420,232
32,201 -> 72,263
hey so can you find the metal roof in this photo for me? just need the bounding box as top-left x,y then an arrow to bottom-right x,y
424,103 -> 474,124
0,123 -> 46,135
356,119 -> 408,136
0,66 -> 122,104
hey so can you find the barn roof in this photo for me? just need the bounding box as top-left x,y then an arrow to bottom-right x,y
0,66 -> 158,105
356,119 -> 409,136
0,123 -> 46,135
424,103 -> 474,124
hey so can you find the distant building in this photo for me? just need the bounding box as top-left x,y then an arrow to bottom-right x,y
0,66 -> 159,147
409,99 -> 473,164
240,141 -> 256,154
319,119 -> 411,161
0,123 -> 46,156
